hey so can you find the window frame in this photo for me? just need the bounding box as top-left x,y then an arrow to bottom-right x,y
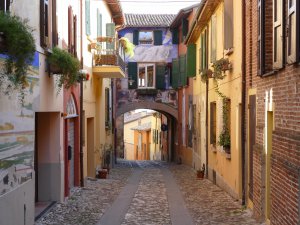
258,0 -> 265,75
273,0 -> 284,69
210,14 -> 217,63
138,63 -> 156,89
138,31 -> 154,45
0,0 -> 10,12
287,0 -> 299,63
210,102 -> 217,146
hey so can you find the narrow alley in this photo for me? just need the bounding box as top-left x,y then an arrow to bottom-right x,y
35,160 -> 259,225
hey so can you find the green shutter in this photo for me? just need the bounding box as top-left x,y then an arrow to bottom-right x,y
128,62 -> 138,89
97,10 -> 102,37
187,44 -> 196,77
156,65 -> 165,89
172,58 -> 179,89
179,55 -> 186,86
182,18 -> 188,40
172,28 -> 179,44
85,0 -> 90,35
106,23 -> 115,50
133,30 -> 139,45
154,30 -> 163,45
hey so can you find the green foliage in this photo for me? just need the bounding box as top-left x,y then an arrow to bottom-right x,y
218,130 -> 230,148
218,98 -> 231,149
201,68 -> 213,83
0,12 -> 36,103
48,47 -> 80,93
212,58 -> 230,80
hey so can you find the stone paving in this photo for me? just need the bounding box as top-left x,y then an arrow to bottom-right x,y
35,160 -> 261,225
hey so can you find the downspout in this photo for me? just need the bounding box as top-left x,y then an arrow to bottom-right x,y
241,0 -> 246,205
205,80 -> 208,178
80,0 -> 84,187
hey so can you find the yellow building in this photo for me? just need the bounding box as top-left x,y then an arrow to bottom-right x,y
82,0 -> 125,178
186,0 -> 243,200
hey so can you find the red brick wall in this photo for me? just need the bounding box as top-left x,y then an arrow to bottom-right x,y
246,0 -> 300,224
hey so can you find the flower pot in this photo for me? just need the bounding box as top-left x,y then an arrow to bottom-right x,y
98,169 -> 108,179
49,63 -> 63,74
197,171 -> 205,179
223,146 -> 231,154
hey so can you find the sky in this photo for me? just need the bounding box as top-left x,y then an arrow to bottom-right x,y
119,0 -> 201,14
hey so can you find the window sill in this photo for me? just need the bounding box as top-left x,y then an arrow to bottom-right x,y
136,89 -> 158,95
224,48 -> 234,56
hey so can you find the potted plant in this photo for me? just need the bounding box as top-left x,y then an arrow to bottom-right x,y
0,12 -> 35,103
197,164 -> 205,179
218,130 -> 231,154
212,58 -> 231,80
200,68 -> 213,83
47,47 -> 80,93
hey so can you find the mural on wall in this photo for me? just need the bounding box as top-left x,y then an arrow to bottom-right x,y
0,52 -> 39,196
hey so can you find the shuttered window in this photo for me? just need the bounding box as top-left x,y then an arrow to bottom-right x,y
200,29 -> 208,72
106,23 -> 115,51
133,30 -> 139,45
179,55 -> 186,86
68,6 -> 74,54
287,0 -> 299,63
40,0 -> 49,47
273,0 -> 283,69
154,30 -> 163,45
52,0 -> 58,46
105,88 -> 109,127
210,102 -> 217,145
0,0 -> 10,12
211,14 -> 217,63
258,0 -> 265,75
73,15 -> 77,57
138,64 -> 155,88
182,18 -> 189,41
224,0 -> 233,50
156,65 -> 166,90
97,9 -> 102,37
172,58 -> 179,89
128,62 -> 138,89
172,28 -> 179,44
85,0 -> 90,35
187,44 -> 196,77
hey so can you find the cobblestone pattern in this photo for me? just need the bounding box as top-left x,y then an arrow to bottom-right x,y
35,164 -> 132,225
121,168 -> 171,225
169,164 -> 261,225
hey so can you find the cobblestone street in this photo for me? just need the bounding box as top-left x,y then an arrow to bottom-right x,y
35,160 -> 261,225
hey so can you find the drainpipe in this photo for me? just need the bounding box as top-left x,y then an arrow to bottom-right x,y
80,0 -> 84,187
205,80 -> 208,178
241,0 -> 246,205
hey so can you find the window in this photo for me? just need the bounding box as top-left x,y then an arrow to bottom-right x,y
182,18 -> 189,42
211,14 -> 217,63
139,31 -> 153,45
258,0 -> 265,75
224,0 -> 233,50
0,0 -> 10,12
138,64 -> 155,88
85,0 -> 91,35
200,29 -> 208,72
40,0 -> 57,48
68,6 -> 77,56
105,88 -> 110,129
273,0 -> 283,69
210,102 -> 216,145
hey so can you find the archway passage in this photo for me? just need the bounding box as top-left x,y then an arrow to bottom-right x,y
114,108 -> 178,163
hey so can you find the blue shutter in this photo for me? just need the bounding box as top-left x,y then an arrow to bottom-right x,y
154,30 -> 163,45
85,0 -> 90,35
156,65 -> 165,89
128,62 -> 138,89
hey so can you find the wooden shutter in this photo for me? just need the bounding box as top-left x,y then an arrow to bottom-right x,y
128,62 -> 138,89
85,0 -> 90,35
40,0 -> 46,47
201,29 -> 208,71
210,102 -> 216,144
258,0 -> 265,75
106,23 -> 115,51
133,30 -> 139,45
182,18 -> 189,40
68,6 -> 73,53
105,88 -> 109,124
156,65 -> 165,90
52,0 -> 58,46
187,44 -> 196,77
179,55 -> 186,86
172,28 -> 179,44
154,30 -> 163,45
287,0 -> 298,63
211,14 -> 217,63
224,0 -> 233,49
273,0 -> 283,69
97,9 -> 102,37
172,58 -> 179,89
73,15 -> 77,57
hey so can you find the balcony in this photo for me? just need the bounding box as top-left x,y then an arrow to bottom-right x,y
90,36 -> 126,78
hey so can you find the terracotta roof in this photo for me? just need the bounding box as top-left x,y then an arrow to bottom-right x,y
131,122 -> 152,131
124,14 -> 176,28
104,0 -> 124,25
170,3 -> 201,28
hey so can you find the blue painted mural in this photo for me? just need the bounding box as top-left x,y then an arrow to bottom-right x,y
0,52 -> 39,195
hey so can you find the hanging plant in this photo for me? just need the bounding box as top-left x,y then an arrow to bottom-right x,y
200,68 -> 213,83
218,98 -> 231,154
47,47 -> 80,93
212,58 -> 231,80
0,12 -> 36,103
